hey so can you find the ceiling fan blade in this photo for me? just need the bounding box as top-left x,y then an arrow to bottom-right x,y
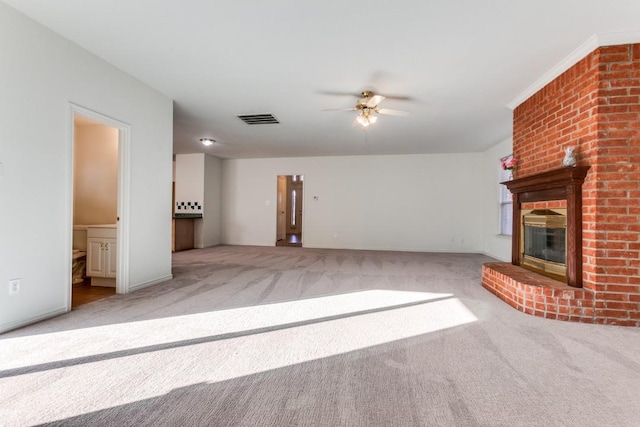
320,90 -> 412,101
377,108 -> 409,116
318,90 -> 363,97
382,94 -> 412,101
365,95 -> 385,108
322,108 -> 357,112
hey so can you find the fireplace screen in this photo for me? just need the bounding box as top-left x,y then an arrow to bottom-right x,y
524,226 -> 566,264
521,209 -> 567,280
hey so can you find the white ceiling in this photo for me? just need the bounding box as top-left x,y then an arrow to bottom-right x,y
5,0 -> 640,158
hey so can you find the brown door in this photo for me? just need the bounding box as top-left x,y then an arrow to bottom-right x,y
276,175 -> 303,245
276,176 -> 287,242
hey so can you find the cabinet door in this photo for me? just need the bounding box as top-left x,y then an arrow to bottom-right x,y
105,239 -> 117,278
174,218 -> 194,251
86,239 -> 105,277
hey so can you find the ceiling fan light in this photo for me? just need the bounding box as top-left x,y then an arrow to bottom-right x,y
200,138 -> 215,146
356,114 -> 368,127
356,111 -> 377,127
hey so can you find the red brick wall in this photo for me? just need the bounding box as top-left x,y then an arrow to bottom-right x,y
513,52 -> 600,179
592,45 -> 640,325
507,43 -> 640,326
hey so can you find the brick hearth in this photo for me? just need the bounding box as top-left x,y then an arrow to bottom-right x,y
483,43 -> 640,326
482,263 -> 594,322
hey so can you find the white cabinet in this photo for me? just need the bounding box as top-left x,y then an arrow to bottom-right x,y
87,226 -> 117,287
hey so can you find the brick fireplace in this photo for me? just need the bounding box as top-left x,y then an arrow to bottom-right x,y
482,43 -> 640,326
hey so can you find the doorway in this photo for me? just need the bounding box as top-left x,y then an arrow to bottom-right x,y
68,103 -> 131,310
276,175 -> 303,247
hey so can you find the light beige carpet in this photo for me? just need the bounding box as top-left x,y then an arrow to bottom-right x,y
1,245 -> 640,426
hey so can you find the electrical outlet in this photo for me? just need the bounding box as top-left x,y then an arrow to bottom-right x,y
9,279 -> 21,295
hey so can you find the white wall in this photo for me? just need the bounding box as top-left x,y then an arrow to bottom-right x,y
174,153 -> 223,248
222,154 -> 484,252
203,154 -> 223,247
480,137 -> 513,261
174,154 -> 204,214
0,3 -> 173,332
73,124 -> 118,225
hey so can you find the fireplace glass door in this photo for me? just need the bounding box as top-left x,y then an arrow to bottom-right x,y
521,209 -> 567,281
524,225 -> 566,263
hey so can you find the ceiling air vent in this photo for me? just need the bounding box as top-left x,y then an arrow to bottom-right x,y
237,113 -> 280,125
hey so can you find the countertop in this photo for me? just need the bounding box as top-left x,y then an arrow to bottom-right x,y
174,213 -> 203,219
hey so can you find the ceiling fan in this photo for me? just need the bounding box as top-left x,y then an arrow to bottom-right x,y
323,90 -> 410,127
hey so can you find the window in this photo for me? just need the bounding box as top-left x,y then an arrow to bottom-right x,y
291,189 -> 297,227
499,157 -> 513,236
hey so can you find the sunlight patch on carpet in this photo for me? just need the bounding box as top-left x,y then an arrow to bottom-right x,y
0,290 -> 477,424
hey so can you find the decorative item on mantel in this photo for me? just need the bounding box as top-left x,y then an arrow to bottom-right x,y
501,155 -> 518,180
563,146 -> 577,167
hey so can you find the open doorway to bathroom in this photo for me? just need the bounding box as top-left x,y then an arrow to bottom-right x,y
71,114 -> 118,307
276,175 -> 303,247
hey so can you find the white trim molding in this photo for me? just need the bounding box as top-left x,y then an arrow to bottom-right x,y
508,31 -> 640,110
128,275 -> 173,292
68,103 -> 132,307
0,307 -> 68,334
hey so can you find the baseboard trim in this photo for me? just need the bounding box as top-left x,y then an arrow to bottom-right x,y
480,251 -> 509,263
223,241 -> 484,253
303,243 -> 481,254
223,241 -> 273,247
0,307 -> 68,335
195,243 -> 221,249
129,274 -> 173,292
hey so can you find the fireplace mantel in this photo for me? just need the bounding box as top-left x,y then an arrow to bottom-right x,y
502,166 -> 590,288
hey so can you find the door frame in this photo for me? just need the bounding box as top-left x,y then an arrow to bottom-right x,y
275,174 -> 304,246
67,103 -> 131,309
276,175 -> 287,242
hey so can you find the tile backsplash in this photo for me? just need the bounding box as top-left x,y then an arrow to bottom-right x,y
175,201 -> 202,212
